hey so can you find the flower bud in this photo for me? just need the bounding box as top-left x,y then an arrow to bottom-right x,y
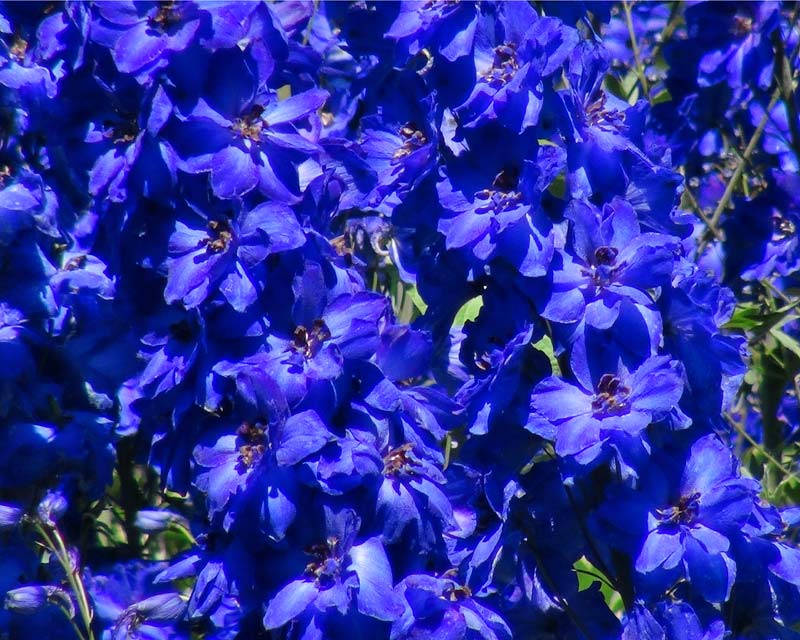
134,509 -> 178,533
4,585 -> 74,617
37,491 -> 67,527
0,503 -> 23,530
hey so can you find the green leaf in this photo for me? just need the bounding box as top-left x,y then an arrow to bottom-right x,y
572,556 -> 624,617
453,296 -> 483,329
405,285 -> 428,314
724,299 -> 800,333
651,87 -> 673,105
532,335 -> 560,376
724,302 -> 766,331
771,328 -> 800,359
547,172 -> 566,199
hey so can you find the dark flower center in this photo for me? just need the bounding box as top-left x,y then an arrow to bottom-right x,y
731,14 -> 753,36
392,121 -> 428,161
591,374 -> 631,415
8,36 -> 27,62
443,584 -> 472,602
583,245 -> 620,286
236,420 -> 267,471
304,537 -> 343,589
773,214 -> 796,240
103,118 -> 140,145
585,91 -> 625,131
383,443 -> 415,476
232,105 -> 265,142
200,219 -> 233,253
657,491 -> 701,525
475,167 -> 523,214
292,319 -> 332,359
63,255 -> 88,271
116,610 -> 146,637
148,1 -> 182,30
482,43 -> 519,88
594,246 -> 618,266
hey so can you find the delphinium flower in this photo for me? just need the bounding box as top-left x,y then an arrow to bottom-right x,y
455,2 -> 579,134
163,201 -> 306,312
167,46 -> 327,202
530,356 -> 685,468
262,510 -> 403,638
634,436 -> 759,603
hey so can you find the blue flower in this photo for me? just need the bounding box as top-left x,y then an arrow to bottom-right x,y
531,356 -> 685,465
635,435 -> 758,603
540,198 -> 679,331
391,574 -> 511,640
386,1 -> 479,64
457,4 -> 578,133
169,48 -> 327,201
91,1 -> 207,82
164,202 -> 305,312
263,535 -> 403,633
194,408 -> 331,534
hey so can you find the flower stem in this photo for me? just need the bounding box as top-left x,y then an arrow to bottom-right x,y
35,523 -> 96,640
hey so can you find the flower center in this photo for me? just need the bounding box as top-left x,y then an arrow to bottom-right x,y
481,43 -> 519,88
103,118 -> 139,145
9,36 -> 27,62
148,1 -> 182,30
585,92 -> 625,131
443,584 -> 472,602
731,14 -> 753,36
200,219 -> 233,254
772,214 -> 796,241
581,245 -> 620,287
474,168 -> 522,214
304,537 -> 343,589
591,374 -> 630,415
392,121 -> 428,161
383,443 -> 415,476
236,420 -> 267,471
63,255 -> 88,271
292,319 -> 332,359
232,105 -> 265,142
657,492 -> 701,525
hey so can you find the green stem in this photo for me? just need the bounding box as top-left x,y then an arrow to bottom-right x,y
35,523 -> 96,640
706,87 -> 781,231
622,0 -> 651,103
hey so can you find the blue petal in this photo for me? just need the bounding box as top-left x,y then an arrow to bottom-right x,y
263,580 -> 317,630
350,537 -> 403,622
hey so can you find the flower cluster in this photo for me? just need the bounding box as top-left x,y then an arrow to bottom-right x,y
1,2 -> 799,640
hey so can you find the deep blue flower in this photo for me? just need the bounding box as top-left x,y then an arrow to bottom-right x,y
90,1 -> 207,82
194,408 -> 331,534
686,1 -> 780,90
391,574 -> 511,640
436,128 -> 554,276
457,4 -> 578,133
540,198 -> 679,331
83,81 -> 177,203
169,48 -> 327,201
263,532 -> 403,633
530,355 -> 685,466
87,561 -> 188,640
386,1 -> 479,64
634,435 -> 758,603
164,201 -> 305,312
